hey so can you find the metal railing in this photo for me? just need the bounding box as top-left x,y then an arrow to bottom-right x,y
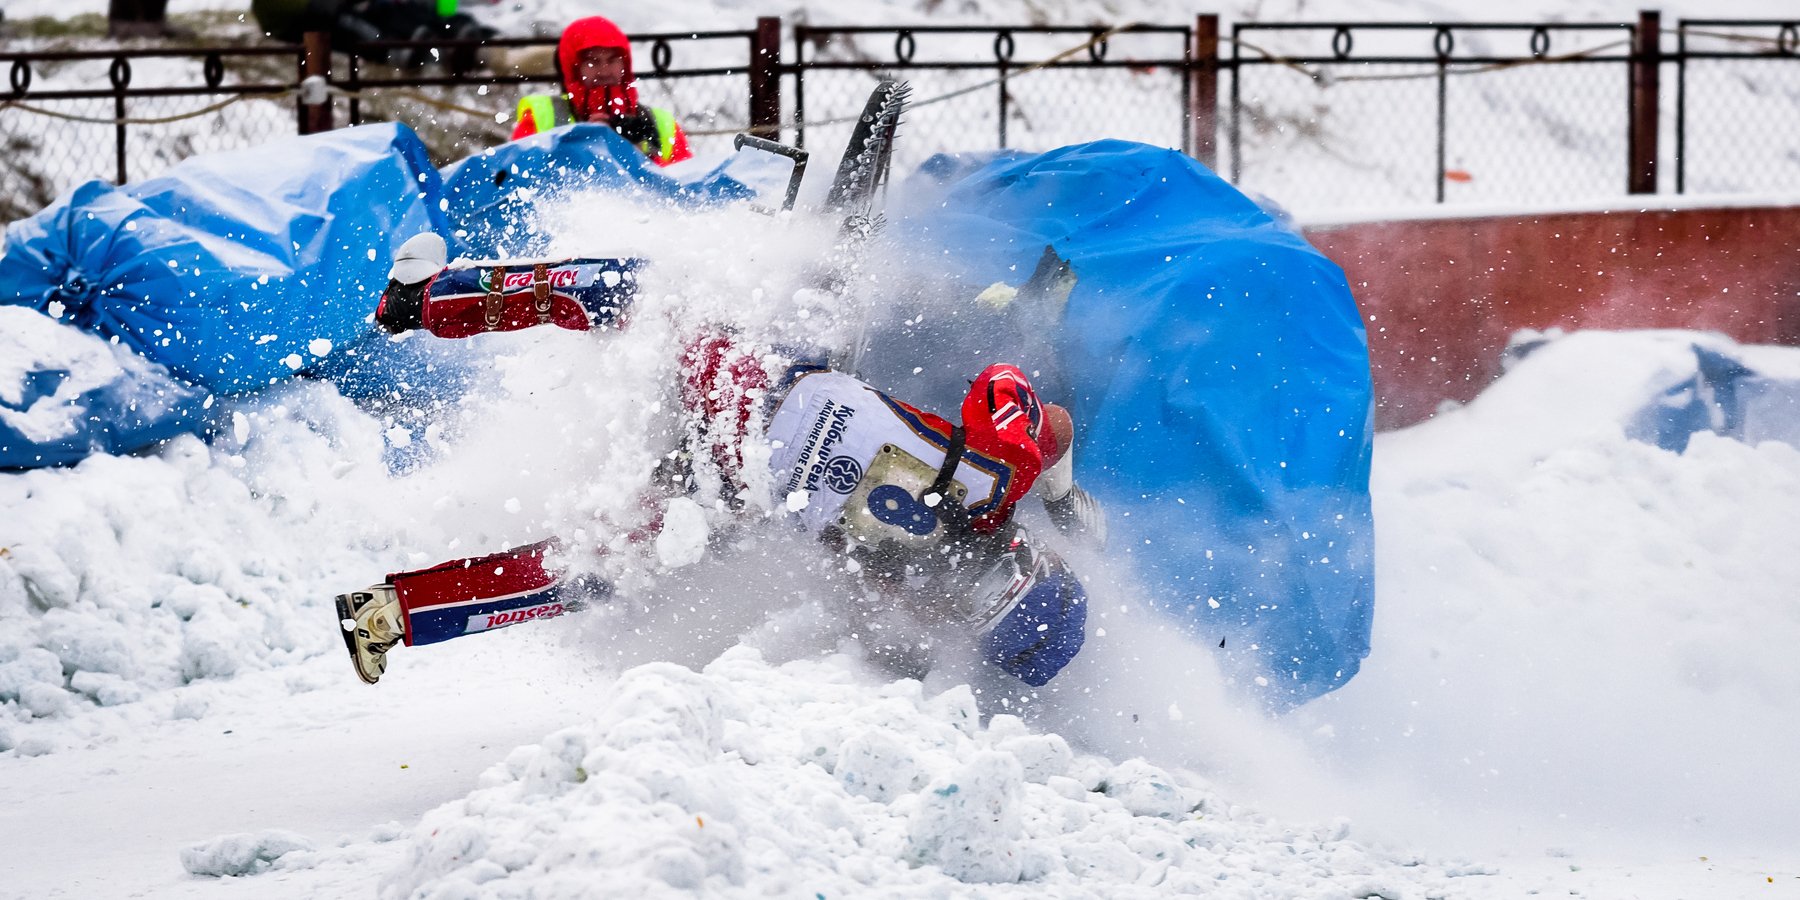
329,30 -> 768,163
4,12 -> 1800,226
789,24 -> 1197,174
0,43 -> 299,220
1676,19 -> 1800,194
1228,19 -> 1650,208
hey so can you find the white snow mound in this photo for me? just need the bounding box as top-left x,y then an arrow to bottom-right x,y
181,829 -> 316,877
383,647 -> 1481,898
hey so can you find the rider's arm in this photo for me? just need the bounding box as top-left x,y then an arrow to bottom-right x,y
373,233 -> 636,339
1035,402 -> 1107,546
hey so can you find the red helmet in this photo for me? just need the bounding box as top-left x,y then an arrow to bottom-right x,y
557,16 -> 638,120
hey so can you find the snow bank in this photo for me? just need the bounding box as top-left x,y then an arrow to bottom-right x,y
1291,330 -> 1800,856
0,381 -> 423,753
382,647 -> 1483,897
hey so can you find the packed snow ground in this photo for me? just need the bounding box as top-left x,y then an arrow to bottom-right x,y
3,170 -> 1800,897
4,2 -> 1800,897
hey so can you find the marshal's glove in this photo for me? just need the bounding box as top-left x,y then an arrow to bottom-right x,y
611,111 -> 658,147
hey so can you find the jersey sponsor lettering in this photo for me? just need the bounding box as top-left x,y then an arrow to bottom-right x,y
784,399 -> 858,496
766,371 -> 1008,537
465,601 -> 567,635
477,267 -> 586,291
428,260 -> 639,327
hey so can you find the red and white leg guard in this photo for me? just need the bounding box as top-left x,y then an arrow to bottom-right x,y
390,539 -> 608,646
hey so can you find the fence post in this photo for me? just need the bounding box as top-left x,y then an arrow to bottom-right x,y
111,56 -> 129,185
750,16 -> 782,139
1629,9 -> 1661,194
299,30 -> 333,135
1190,14 -> 1220,169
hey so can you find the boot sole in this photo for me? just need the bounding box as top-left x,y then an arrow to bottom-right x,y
334,591 -> 384,685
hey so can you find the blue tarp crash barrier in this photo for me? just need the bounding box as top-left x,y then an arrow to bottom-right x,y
876,141 -> 1375,708
438,124 -> 755,259
0,123 -> 448,396
1628,340 -> 1800,452
0,122 -> 749,469
0,306 -> 206,469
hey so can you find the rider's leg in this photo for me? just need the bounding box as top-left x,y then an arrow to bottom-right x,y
337,539 -> 610,684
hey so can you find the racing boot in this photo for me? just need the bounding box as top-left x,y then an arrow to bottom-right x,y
335,585 -> 404,685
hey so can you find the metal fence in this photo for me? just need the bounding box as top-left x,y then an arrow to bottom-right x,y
789,25 -> 1196,175
3,12 -> 1799,226
1228,21 -> 1648,208
0,43 -> 298,221
1676,20 -> 1800,194
331,31 -> 764,164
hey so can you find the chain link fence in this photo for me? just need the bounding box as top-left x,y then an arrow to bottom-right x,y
1228,23 -> 1640,210
790,27 -> 1192,174
1677,21 -> 1800,194
1,42 -> 296,222
3,15 -> 1799,228
332,33 -> 757,166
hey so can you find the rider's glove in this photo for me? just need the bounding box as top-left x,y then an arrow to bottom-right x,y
1045,483 -> 1107,547
375,279 -> 426,333
375,233 -> 447,333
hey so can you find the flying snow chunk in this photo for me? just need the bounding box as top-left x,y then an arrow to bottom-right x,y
308,338 -> 333,357
656,497 -> 709,569
975,282 -> 1018,309
281,353 -> 303,371
785,490 -> 810,513
385,425 -> 413,447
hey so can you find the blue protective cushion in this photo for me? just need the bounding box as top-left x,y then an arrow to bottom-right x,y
0,307 -> 205,468
1629,342 -> 1800,452
886,141 -> 1376,708
439,124 -> 756,258
0,123 -> 447,395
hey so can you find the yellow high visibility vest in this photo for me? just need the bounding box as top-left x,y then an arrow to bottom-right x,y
513,94 -> 680,165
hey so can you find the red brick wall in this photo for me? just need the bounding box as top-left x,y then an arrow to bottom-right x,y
1302,205 -> 1800,430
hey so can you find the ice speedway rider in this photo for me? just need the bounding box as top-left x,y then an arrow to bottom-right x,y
510,15 -> 694,167
334,83 -> 1105,690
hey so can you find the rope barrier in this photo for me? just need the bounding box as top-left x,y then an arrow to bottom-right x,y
1224,24 -> 1795,87
0,92 -> 256,124
1225,35 -> 1637,86
678,23 -> 1146,137
0,21 -> 1790,130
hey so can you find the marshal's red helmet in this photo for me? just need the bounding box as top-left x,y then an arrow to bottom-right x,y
557,16 -> 638,120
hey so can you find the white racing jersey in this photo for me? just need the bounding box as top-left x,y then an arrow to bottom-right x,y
765,371 -> 1019,550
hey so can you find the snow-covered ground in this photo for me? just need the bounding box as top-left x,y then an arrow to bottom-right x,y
4,168 -> 1800,897
5,2 -> 1800,898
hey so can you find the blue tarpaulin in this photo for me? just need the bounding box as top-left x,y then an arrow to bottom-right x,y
0,122 -> 748,467
0,123 -> 447,395
1629,342 -> 1800,452
439,124 -> 755,258
0,306 -> 207,469
877,141 -> 1376,708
